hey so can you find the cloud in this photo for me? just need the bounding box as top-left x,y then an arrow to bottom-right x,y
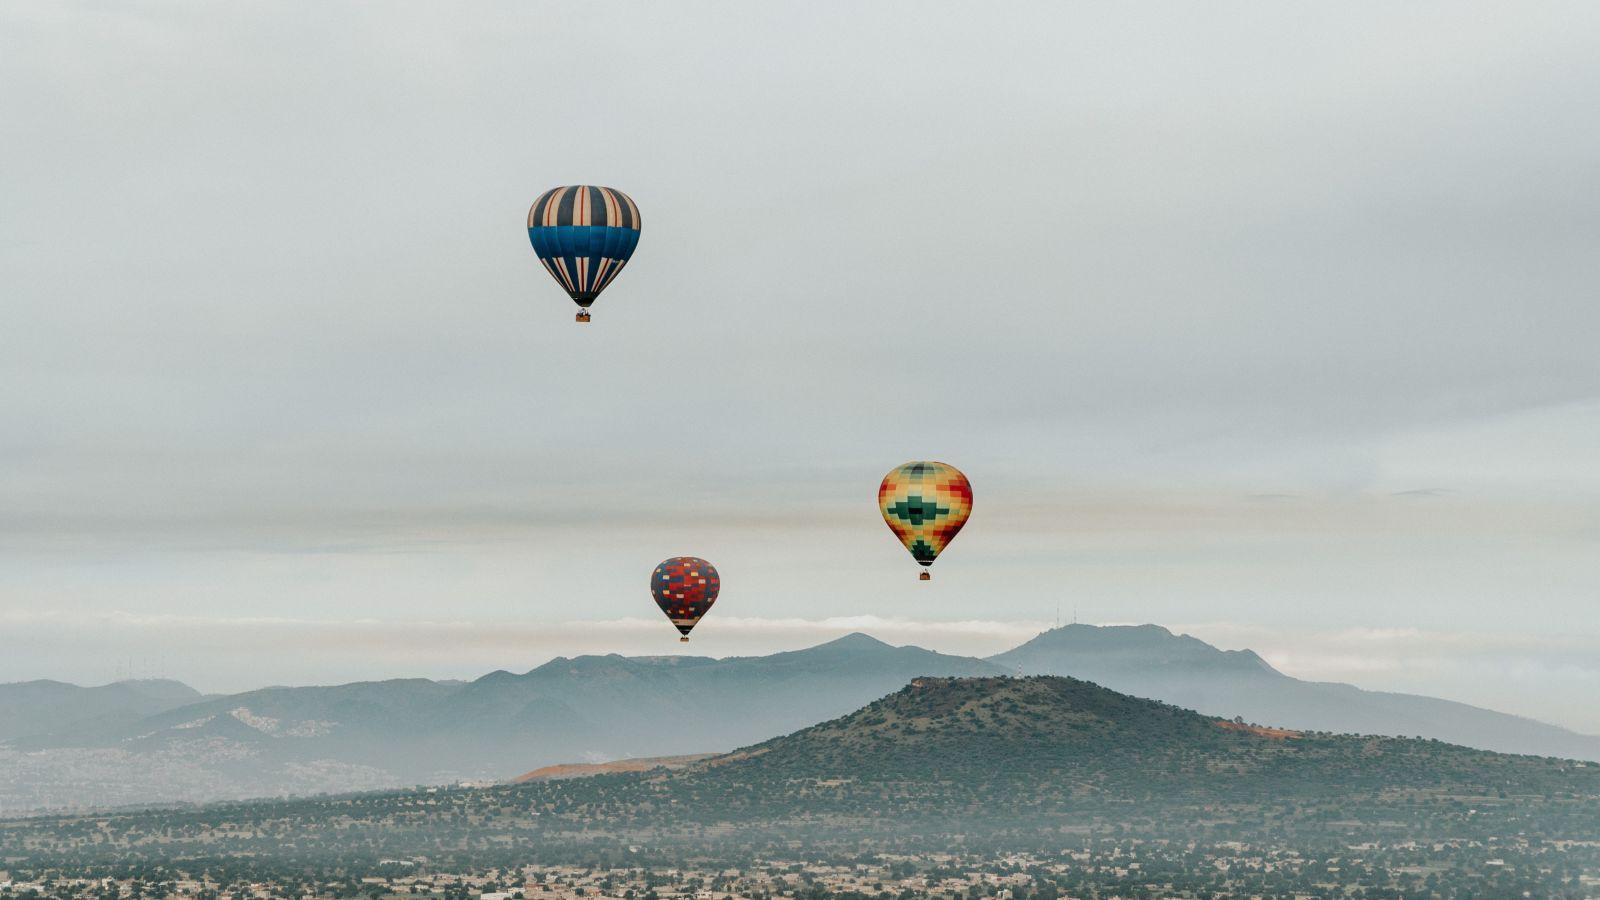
0,609 -> 1049,663
2,3 -> 1599,741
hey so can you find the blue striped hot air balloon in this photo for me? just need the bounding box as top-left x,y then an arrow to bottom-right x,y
527,185 -> 642,323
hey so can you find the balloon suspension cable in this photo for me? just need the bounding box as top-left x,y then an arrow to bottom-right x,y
576,310 -> 591,323
679,636 -> 690,643
919,571 -> 931,581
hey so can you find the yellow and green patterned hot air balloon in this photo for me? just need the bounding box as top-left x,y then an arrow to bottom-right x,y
878,461 -> 972,580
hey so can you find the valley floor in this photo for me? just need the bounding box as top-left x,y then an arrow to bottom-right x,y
4,841 -> 1599,900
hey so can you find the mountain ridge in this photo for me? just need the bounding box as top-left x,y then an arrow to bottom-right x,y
0,631 -> 1006,812
4,624 -> 1595,815
0,678 -> 205,742
987,623 -> 1600,760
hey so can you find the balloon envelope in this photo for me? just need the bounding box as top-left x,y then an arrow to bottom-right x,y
527,185 -> 642,310
651,556 -> 720,639
879,461 -> 972,571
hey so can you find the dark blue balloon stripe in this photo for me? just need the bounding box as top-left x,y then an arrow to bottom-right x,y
528,225 -> 641,303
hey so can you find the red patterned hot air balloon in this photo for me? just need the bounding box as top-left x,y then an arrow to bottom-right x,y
651,557 -> 720,642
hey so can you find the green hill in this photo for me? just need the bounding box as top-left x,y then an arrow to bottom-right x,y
3,675 -> 1596,879
642,675 -> 1599,830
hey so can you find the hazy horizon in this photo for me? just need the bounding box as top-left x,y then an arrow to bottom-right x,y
8,617 -> 1599,738
4,3 -> 1598,735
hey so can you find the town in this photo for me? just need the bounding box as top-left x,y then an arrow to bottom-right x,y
6,838 -> 1600,900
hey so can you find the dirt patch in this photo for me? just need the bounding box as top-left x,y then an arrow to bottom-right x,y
512,753 -> 717,783
1215,721 -> 1303,740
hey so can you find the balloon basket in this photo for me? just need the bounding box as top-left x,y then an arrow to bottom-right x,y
919,571 -> 931,581
575,311 -> 591,323
679,636 -> 690,643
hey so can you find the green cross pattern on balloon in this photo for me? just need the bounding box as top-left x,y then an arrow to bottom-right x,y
885,496 -> 951,526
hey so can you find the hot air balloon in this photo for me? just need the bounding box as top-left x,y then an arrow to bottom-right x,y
879,461 -> 972,580
527,185 -> 642,323
651,556 -> 720,642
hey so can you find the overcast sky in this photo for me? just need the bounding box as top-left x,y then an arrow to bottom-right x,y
3,2 -> 1598,731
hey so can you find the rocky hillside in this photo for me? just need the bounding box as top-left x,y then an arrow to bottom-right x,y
4,676 -> 1596,876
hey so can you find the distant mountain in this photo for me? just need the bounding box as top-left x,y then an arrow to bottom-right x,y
989,623 -> 1600,761
7,625 -> 1597,815
2,634 -> 1002,811
0,679 -> 203,741
439,632 -> 1007,762
8,676 -> 1597,877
